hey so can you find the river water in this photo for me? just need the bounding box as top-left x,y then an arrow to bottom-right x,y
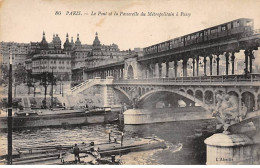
0,119 -> 218,165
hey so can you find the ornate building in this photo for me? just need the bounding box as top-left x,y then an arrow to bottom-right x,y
85,32 -> 132,68
30,32 -> 72,81
1,31 -> 137,82
71,32 -> 134,82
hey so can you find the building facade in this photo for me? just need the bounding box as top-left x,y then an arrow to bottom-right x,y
0,42 -> 30,68
30,32 -> 72,80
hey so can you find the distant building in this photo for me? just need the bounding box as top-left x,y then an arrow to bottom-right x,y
85,32 -> 132,68
0,41 -> 30,69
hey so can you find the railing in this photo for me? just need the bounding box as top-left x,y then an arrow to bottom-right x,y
113,73 -> 260,84
251,29 -> 260,35
70,79 -> 92,92
68,77 -> 108,95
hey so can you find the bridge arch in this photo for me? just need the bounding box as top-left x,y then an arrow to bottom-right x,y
179,89 -> 185,93
139,89 -> 211,111
242,91 -> 255,112
187,89 -> 194,96
227,91 -> 239,97
138,87 -> 142,96
142,88 -> 145,95
241,89 -> 256,97
195,90 -> 203,102
204,90 -> 214,104
113,87 -> 131,100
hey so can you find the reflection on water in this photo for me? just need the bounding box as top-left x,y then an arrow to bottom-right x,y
0,119 -> 218,165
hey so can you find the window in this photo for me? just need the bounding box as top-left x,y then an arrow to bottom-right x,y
236,21 -> 240,27
246,21 -> 253,27
227,23 -> 231,29
221,26 -> 226,31
210,28 -> 217,34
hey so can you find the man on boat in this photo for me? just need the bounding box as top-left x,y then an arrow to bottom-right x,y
73,144 -> 80,163
121,132 -> 124,147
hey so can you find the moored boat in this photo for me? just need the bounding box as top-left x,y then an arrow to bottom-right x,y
0,107 -> 118,131
0,137 -> 167,165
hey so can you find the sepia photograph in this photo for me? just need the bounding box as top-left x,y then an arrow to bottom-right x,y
0,0 -> 260,165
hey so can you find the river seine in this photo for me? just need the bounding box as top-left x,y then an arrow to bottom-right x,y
0,119 -> 218,165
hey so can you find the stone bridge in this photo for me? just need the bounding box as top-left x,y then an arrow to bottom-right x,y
65,74 -> 260,114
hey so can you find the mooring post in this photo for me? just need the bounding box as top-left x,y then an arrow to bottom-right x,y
108,129 -> 111,143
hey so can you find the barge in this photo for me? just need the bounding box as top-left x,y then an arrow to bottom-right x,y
0,107 -> 118,131
0,137 -> 167,165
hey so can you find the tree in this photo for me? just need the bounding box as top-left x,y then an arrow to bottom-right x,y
38,71 -> 56,108
63,72 -> 70,81
13,64 -> 27,97
26,70 -> 36,96
0,65 -> 9,85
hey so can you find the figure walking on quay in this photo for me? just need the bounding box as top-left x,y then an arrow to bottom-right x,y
73,144 -> 80,163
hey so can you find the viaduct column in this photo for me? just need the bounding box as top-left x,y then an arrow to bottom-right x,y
231,52 -> 236,75
249,49 -> 254,73
216,55 -> 220,75
183,59 -> 188,77
254,94 -> 258,111
225,52 -> 229,75
196,56 -> 199,76
114,68 -> 118,80
174,60 -> 178,77
244,50 -> 249,74
209,55 -> 213,76
158,62 -> 162,78
203,56 -> 207,75
192,57 -> 196,77
150,63 -> 156,78
238,94 -> 242,115
165,61 -> 169,78
121,67 -> 124,79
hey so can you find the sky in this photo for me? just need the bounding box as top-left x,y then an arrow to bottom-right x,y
0,0 -> 260,50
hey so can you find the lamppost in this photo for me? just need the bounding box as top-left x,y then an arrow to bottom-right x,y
50,68 -> 54,109
60,81 -> 62,94
61,75 -> 64,97
14,72 -> 17,98
7,52 -> 13,165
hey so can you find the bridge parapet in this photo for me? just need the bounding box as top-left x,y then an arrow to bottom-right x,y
113,73 -> 260,86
